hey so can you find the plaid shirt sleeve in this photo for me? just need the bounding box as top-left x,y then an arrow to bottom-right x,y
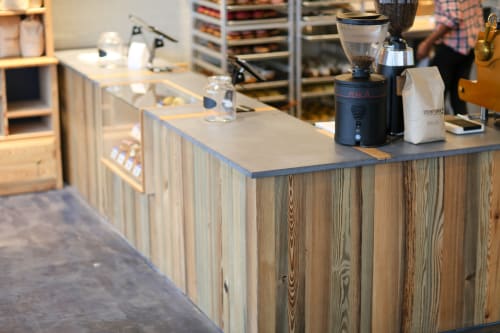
433,0 -> 484,55
434,0 -> 460,28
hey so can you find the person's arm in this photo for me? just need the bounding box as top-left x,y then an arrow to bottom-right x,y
416,23 -> 453,60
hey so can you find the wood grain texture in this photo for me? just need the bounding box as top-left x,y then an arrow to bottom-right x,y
403,158 -> 444,333
304,171 -> 333,333
372,162 -> 405,333
439,154 -> 468,331
472,152 -> 491,324
330,167 -> 361,333
60,87 -> 500,333
287,174 -> 304,333
1,70 -> 6,135
485,150 -> 500,323
192,145 -> 223,326
360,165 -> 375,333
164,128 -> 186,291
245,177 -> 258,333
255,177 -> 279,333
220,163 -> 248,333
182,138 -> 198,302
149,115 -> 165,271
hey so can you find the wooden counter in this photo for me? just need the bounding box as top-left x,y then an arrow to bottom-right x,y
57,49 -> 500,333
145,108 -> 500,333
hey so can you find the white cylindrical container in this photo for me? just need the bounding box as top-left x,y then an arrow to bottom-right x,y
29,0 -> 43,8
2,0 -> 29,10
20,16 -> 44,57
203,75 -> 236,123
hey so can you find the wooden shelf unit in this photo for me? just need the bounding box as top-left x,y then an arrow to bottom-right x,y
0,0 -> 62,195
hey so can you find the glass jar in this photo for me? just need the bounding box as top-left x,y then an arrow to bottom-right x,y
203,75 -> 236,122
97,32 -> 124,69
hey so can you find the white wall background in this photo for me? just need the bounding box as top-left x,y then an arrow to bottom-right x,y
52,0 -> 191,62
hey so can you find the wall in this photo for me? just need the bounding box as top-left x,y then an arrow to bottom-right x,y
52,0 -> 191,62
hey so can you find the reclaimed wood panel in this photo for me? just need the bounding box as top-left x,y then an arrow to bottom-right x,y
360,165 -> 375,333
304,171 -> 334,333
245,176 -> 258,333
146,114 -> 163,271
164,129 -> 187,291
84,112 -> 500,333
403,158 -> 444,333
472,152 -> 491,325
182,139 -> 198,302
255,177 -> 279,333
192,146 -> 223,325
485,150 -> 500,323
58,67 -> 100,207
220,163 -> 248,333
0,137 -> 59,195
372,162 -> 405,333
330,167 -> 362,333
439,154 -> 468,331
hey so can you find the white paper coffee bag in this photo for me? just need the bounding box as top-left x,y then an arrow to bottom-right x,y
402,66 -> 445,144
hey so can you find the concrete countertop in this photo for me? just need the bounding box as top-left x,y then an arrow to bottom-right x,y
146,109 -> 376,178
57,48 -> 500,179
148,108 -> 500,178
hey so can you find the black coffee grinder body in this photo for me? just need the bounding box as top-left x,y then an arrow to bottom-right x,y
334,12 -> 390,147
335,73 -> 387,146
374,0 -> 419,136
378,38 -> 415,136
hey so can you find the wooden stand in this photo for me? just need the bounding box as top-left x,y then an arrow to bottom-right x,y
0,0 -> 62,195
459,30 -> 500,112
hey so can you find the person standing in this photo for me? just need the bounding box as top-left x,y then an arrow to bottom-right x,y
416,0 -> 484,115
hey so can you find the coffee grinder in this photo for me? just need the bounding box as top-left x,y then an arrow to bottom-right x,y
375,0 -> 418,136
334,12 -> 389,146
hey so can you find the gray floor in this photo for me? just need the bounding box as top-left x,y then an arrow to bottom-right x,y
0,187 -> 222,333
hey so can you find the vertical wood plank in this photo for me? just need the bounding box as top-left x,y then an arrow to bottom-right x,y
330,168 -> 361,333
150,118 -> 164,271
112,174 -> 125,234
256,177 -> 278,333
165,128 -> 186,291
193,146 -> 223,327
1,69 -> 6,135
135,192 -> 151,259
472,152 -> 491,324
360,165 -> 375,333
123,184 -> 136,246
221,165 -> 247,333
182,137 -> 197,302
246,177 -> 257,333
304,171 -> 333,333
438,155 -> 468,331
84,79 -> 97,208
274,176 -> 290,333
287,174 -> 308,333
403,158 -> 444,333
49,64 -> 63,189
372,162 -> 405,333
485,150 -> 500,323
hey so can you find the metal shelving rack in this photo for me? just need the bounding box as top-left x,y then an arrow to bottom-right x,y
190,0 -> 372,119
191,0 -> 295,114
295,1 -> 353,121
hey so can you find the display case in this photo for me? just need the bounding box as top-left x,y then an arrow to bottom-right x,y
101,80 -> 200,193
191,0 -> 295,114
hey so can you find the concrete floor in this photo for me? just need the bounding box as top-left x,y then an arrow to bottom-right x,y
0,187 -> 221,333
